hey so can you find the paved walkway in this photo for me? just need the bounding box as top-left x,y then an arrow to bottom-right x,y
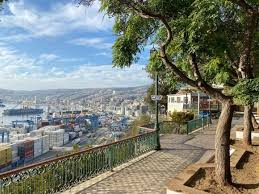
62,122 -> 220,194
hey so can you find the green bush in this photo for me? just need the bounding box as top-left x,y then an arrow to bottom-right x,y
130,114 -> 151,136
169,111 -> 194,124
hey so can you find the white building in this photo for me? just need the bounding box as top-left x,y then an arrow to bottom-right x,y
167,91 -> 208,113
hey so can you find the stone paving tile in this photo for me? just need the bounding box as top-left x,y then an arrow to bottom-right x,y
62,123 -> 221,194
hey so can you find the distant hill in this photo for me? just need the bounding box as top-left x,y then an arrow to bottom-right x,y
0,86 -> 149,102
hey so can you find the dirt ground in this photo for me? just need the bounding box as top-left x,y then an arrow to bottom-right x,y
191,141 -> 259,194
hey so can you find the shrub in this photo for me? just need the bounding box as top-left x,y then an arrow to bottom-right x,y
169,111 -> 194,124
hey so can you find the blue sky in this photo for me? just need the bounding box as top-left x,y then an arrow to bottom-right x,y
0,0 -> 151,90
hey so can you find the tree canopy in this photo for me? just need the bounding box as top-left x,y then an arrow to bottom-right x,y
232,77 -> 259,105
82,0 -> 258,103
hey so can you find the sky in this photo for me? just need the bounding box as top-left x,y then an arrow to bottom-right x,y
0,0 -> 152,90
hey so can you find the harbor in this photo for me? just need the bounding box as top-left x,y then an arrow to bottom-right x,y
0,100 -> 131,173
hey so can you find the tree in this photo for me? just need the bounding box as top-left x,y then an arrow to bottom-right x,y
232,78 -> 259,143
129,114 -> 151,136
81,0 -> 258,186
72,144 -> 80,153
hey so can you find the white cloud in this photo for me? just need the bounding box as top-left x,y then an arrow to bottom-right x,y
68,37 -> 113,49
96,52 -> 110,56
39,53 -> 59,61
0,44 -> 151,90
0,0 -> 114,41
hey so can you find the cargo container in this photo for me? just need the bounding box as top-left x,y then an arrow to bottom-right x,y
78,131 -> 83,137
10,143 -> 18,159
41,121 -> 49,127
45,129 -> 64,147
24,156 -> 33,163
63,133 -> 69,144
17,140 -> 34,159
29,130 -> 43,137
0,145 -> 12,168
13,134 -> 27,140
69,132 -> 77,140
42,135 -> 50,154
17,158 -> 25,165
26,137 -> 42,158
0,164 -> 11,172
11,161 -> 18,168
72,138 -> 80,144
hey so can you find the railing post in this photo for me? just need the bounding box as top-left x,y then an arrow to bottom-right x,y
202,116 -> 204,130
108,145 -> 113,171
0,179 -> 2,194
155,124 -> 161,150
134,138 -> 137,156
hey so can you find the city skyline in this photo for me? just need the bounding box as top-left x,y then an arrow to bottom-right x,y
0,0 -> 152,90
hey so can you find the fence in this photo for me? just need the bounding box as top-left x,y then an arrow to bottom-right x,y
186,115 -> 211,134
0,130 -> 157,194
140,115 -> 211,135
159,121 -> 187,134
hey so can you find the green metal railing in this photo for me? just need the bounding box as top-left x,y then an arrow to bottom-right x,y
0,130 -> 157,194
159,121 -> 187,134
186,116 -> 211,134
140,116 -> 211,135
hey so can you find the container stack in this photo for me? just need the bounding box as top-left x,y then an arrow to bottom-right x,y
0,144 -> 12,168
27,137 -> 42,158
10,143 -> 19,162
40,125 -> 60,132
24,140 -> 34,162
42,135 -> 50,154
17,140 -> 34,162
29,130 -> 43,137
15,134 -> 27,140
46,129 -> 64,147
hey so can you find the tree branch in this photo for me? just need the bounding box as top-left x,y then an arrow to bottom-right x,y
227,0 -> 254,13
158,18 -> 231,101
239,11 -> 258,79
189,53 -> 203,81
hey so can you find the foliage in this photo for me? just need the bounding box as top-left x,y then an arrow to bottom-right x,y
130,114 -> 151,136
232,78 -> 259,105
81,0 -> 258,99
169,111 -> 194,123
144,81 -> 178,112
72,144 -> 80,152
145,53 -> 180,112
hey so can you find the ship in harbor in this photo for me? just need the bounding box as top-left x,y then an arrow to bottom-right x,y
3,108 -> 43,116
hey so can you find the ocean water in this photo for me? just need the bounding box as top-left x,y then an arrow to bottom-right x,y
0,103 -> 46,125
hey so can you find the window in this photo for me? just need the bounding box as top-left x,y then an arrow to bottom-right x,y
171,97 -> 175,102
177,97 -> 181,102
184,97 -> 188,103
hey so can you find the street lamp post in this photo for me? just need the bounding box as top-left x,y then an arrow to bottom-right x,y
150,46 -> 161,150
154,71 -> 161,150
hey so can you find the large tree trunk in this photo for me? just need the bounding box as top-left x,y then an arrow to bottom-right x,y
243,105 -> 253,145
252,113 -> 259,129
215,101 -> 234,186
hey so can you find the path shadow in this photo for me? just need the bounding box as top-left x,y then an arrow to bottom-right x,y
232,182 -> 259,189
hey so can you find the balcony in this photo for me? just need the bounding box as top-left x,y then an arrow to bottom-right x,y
0,117 -> 211,194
